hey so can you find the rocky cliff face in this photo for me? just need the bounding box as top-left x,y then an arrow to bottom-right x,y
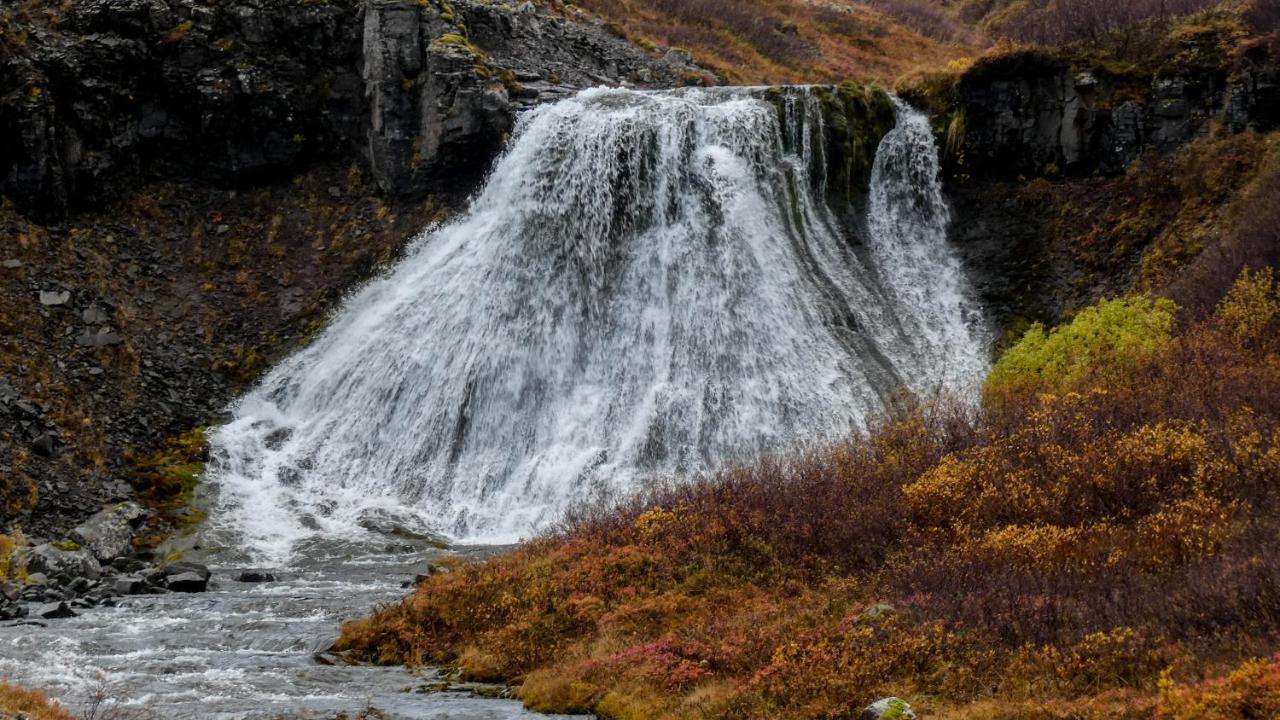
0,0 -> 701,220
956,42 -> 1278,178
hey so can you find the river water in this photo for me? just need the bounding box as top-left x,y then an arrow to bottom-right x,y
0,535 -> 576,719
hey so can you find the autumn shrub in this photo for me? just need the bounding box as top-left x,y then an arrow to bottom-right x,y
1245,0 -> 1280,32
339,268 -> 1280,719
0,530 -> 26,583
1155,654 -> 1280,719
982,295 -> 1177,402
998,0 -> 1223,46
863,0 -> 982,43
0,682 -> 73,720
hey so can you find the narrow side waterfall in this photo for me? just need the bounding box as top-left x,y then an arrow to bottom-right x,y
206,87 -> 989,561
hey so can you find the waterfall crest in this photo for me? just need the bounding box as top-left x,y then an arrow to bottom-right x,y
207,87 -> 989,561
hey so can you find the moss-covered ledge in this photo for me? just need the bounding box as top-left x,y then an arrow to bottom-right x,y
761,82 -> 897,213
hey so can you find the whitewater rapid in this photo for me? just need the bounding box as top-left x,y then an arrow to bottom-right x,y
205,86 -> 990,561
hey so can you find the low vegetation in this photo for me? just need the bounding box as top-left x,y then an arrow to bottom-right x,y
541,0 -> 977,84
338,266 -> 1280,718
0,530 -> 26,583
0,682 -> 73,720
125,427 -> 208,547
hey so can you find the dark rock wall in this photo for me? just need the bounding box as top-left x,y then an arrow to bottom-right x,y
957,46 -> 1278,178
2,0 -> 366,219
1,0 -> 696,220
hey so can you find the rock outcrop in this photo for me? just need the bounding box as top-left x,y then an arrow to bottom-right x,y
0,0 -> 704,220
957,44 -> 1278,177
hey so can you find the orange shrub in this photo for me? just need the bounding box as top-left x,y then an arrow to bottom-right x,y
0,682 -> 73,720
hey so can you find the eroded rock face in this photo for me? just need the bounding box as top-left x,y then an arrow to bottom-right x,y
959,46 -> 1278,178
1,0 -> 701,219
362,0 -> 512,197
1,0 -> 366,220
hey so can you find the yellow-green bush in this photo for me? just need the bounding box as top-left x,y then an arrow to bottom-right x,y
0,531 -> 26,583
984,295 -> 1177,401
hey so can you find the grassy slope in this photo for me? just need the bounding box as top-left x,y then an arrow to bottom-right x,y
542,0 -> 980,84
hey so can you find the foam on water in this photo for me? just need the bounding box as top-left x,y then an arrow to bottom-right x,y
205,86 -> 990,562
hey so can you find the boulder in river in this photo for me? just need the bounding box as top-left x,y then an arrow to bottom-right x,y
165,572 -> 208,593
70,502 -> 147,562
35,601 -> 76,619
234,571 -> 276,583
149,561 -> 211,583
112,576 -> 147,596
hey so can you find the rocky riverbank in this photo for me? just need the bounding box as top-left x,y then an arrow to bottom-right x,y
1,502 -> 214,623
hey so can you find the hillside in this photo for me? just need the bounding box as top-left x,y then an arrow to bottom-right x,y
0,0 -> 1279,717
542,0 -> 979,84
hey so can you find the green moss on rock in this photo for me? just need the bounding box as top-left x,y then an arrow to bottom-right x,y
807,81 -> 896,210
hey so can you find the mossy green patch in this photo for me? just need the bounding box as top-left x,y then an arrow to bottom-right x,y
126,427 -> 210,545
807,82 -> 896,210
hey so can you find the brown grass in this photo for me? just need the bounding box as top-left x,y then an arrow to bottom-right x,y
0,682 -> 74,720
544,0 -> 979,84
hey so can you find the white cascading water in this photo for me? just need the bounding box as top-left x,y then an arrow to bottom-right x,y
205,87 -> 990,562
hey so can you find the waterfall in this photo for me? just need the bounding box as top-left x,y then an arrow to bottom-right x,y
205,87 -> 989,562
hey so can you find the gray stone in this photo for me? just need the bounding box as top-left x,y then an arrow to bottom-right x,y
860,602 -> 896,621
39,290 -> 71,306
663,48 -> 693,67
35,601 -> 76,619
75,329 -> 124,347
0,602 -> 27,620
1,259 -> 22,269
165,571 -> 207,592
31,433 -> 57,457
70,501 -> 147,562
112,575 -> 146,595
81,306 -> 111,324
21,544 -> 101,581
861,697 -> 915,720
158,561 -> 211,581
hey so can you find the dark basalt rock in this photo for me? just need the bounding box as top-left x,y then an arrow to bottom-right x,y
164,571 -> 208,593
1,0 -> 700,220
957,45 -> 1279,179
34,600 -> 76,619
